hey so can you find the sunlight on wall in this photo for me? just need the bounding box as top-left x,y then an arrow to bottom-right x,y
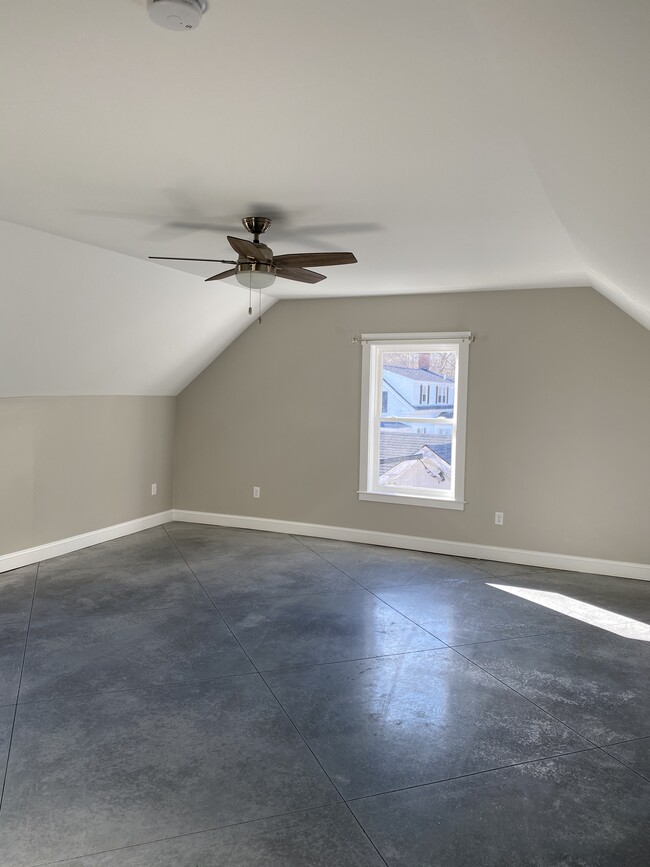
488,584 -> 650,642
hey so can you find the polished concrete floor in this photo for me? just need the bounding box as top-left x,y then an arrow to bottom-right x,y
0,523 -> 649,865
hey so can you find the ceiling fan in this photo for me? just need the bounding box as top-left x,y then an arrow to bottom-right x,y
149,216 -> 357,290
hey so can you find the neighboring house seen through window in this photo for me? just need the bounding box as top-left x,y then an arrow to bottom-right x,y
359,333 -> 470,509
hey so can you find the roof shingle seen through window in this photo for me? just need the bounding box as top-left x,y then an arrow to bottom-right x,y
383,366 -> 453,383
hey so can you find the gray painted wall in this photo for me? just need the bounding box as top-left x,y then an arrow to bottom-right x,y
0,396 -> 175,555
174,287 -> 650,564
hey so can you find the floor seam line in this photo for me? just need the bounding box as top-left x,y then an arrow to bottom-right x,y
14,669 -> 261,708
298,541 -> 618,749
292,540 -> 451,646
280,540 -> 598,651
0,562 -> 40,813
27,598 -> 214,625
450,645 -> 601,748
600,734 -> 650,748
344,745 -> 600,802
166,527 -> 390,866
597,746 -> 650,784
297,540 -> 601,750
161,527 -> 260,672
23,801 -> 350,867
257,645 -> 448,675
447,627 -> 595,648
258,669 -> 390,867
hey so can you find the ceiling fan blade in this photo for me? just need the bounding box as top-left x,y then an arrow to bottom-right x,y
205,268 -> 238,282
227,236 -> 272,262
276,267 -> 327,284
149,256 -> 237,263
273,252 -> 357,268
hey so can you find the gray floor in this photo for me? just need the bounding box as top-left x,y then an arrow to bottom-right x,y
0,524 -> 649,866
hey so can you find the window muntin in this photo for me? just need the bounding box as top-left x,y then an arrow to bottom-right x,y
359,334 -> 469,509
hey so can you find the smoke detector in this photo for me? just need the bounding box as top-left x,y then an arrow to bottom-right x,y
147,0 -> 206,31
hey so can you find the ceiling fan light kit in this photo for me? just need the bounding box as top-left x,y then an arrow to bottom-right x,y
149,216 -> 357,321
236,262 -> 276,291
147,0 -> 206,31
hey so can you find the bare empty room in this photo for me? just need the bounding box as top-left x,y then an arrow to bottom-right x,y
1,2 -> 649,865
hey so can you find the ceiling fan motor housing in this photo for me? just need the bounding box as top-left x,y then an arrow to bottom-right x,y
242,217 -> 272,237
147,0 -> 206,31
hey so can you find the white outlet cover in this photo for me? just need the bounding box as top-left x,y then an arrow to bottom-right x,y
151,483 -> 157,495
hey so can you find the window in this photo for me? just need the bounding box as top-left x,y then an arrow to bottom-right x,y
359,332 -> 470,509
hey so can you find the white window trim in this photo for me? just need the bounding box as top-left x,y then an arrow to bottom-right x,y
358,332 -> 470,510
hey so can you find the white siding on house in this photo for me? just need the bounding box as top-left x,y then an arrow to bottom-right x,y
382,368 -> 455,416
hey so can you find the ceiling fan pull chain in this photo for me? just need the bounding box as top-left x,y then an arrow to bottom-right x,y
258,282 -> 262,324
248,275 -> 252,316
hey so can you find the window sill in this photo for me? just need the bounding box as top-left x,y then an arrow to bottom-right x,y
358,491 -> 465,510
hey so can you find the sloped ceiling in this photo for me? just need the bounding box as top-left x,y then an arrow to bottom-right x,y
467,0 -> 650,330
0,0 -> 648,396
0,220 -> 274,396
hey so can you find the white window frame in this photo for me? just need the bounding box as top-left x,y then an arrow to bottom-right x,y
358,332 -> 470,510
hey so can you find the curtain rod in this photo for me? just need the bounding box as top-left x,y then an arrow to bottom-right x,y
352,332 -> 474,344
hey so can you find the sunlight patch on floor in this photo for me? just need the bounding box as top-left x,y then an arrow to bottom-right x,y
488,584 -> 650,642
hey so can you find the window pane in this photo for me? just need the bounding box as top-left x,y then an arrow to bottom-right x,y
378,422 -> 452,492
381,351 -> 456,420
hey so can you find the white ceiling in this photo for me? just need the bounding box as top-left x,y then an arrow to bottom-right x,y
0,0 -> 648,395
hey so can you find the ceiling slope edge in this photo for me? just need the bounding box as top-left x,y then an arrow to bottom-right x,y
464,0 -> 650,334
0,218 -> 275,398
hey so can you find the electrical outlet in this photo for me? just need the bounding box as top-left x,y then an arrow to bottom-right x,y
253,486 -> 260,499
495,511 -> 504,525
151,483 -> 157,496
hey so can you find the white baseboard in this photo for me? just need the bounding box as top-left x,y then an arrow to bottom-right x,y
0,510 -> 174,574
173,509 -> 650,582
2,507 -> 648,582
